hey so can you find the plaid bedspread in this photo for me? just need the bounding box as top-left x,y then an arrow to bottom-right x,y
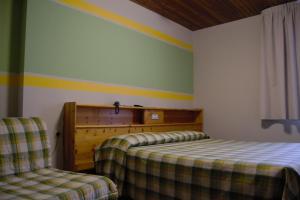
0,168 -> 118,200
95,131 -> 300,200
95,131 -> 209,196
0,118 -> 51,176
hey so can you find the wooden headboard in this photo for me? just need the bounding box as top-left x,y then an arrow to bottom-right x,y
63,102 -> 203,171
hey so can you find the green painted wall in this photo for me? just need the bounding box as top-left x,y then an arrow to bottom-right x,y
24,0 -> 193,94
0,0 -> 25,74
0,0 -> 26,117
0,0 -> 12,72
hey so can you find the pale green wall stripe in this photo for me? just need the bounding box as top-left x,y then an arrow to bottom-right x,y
57,0 -> 192,51
24,0 -> 193,94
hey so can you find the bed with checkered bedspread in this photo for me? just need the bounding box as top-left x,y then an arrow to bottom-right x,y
0,118 -> 118,200
95,131 -> 300,200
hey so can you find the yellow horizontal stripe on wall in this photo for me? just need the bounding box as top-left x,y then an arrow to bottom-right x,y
57,0 -> 192,51
19,74 -> 193,101
0,74 -> 9,85
0,74 -> 21,86
0,73 -> 193,100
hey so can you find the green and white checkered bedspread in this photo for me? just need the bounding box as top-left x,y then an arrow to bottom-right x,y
0,118 -> 51,176
0,117 -> 118,200
95,131 -> 300,200
0,168 -> 118,200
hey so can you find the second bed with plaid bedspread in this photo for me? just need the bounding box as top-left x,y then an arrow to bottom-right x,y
95,131 -> 300,200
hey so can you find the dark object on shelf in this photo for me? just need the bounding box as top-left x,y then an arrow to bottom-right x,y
134,105 -> 143,107
113,101 -> 120,114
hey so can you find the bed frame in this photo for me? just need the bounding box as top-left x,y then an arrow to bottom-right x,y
63,102 -> 203,171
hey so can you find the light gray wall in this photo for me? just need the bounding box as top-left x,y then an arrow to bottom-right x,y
193,15 -> 300,142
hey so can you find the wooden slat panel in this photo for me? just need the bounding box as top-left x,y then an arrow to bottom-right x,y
74,127 -> 131,166
63,102 -> 76,171
64,102 -> 204,171
75,161 -> 94,171
130,0 -> 295,30
76,107 -> 135,125
164,110 -> 201,123
73,123 -> 202,171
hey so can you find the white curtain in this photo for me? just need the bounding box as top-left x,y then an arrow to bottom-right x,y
261,2 -> 300,119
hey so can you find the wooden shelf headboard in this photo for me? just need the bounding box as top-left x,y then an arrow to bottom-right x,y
63,102 -> 203,171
